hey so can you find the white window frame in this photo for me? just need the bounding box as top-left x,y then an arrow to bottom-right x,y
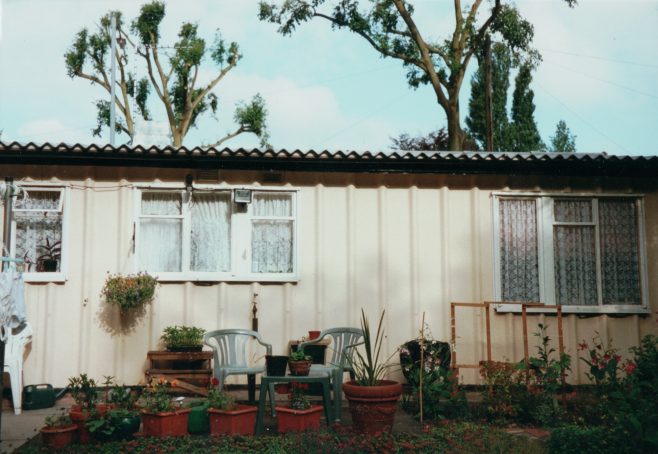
10,185 -> 69,283
133,184 -> 299,282
493,192 -> 649,314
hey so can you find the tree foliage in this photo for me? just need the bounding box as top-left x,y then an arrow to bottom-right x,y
465,44 -> 543,152
259,0 -> 575,151
550,120 -> 577,152
390,127 -> 478,151
64,1 -> 268,147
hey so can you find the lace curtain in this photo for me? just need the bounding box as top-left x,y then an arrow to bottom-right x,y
139,193 -> 182,272
252,193 -> 293,273
499,199 -> 540,302
599,199 -> 640,304
190,193 -> 230,272
14,191 -> 62,272
553,200 -> 597,306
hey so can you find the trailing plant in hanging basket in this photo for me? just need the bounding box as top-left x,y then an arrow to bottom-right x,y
101,272 -> 158,312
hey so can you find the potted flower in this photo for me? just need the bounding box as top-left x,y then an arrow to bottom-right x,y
288,347 -> 312,376
40,412 -> 78,449
139,377 -> 190,437
36,238 -> 61,272
161,325 -> 205,352
207,378 -> 257,436
67,373 -> 99,444
275,382 -> 323,433
101,272 -> 158,313
343,309 -> 402,434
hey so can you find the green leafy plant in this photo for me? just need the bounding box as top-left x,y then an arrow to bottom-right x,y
101,272 -> 157,312
68,373 -> 99,411
347,309 -> 388,386
288,382 -> 310,410
289,347 -> 311,362
86,408 -> 139,439
519,323 -> 571,395
44,412 -> 74,428
480,360 -> 522,420
140,377 -> 178,413
578,333 -> 623,387
36,238 -> 61,262
108,384 -> 136,410
207,384 -> 236,411
160,325 -> 205,349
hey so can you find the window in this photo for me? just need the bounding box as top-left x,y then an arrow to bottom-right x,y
11,188 -> 67,281
135,188 -> 297,281
493,194 -> 648,313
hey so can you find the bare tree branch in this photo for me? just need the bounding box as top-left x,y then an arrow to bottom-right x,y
205,126 -> 246,149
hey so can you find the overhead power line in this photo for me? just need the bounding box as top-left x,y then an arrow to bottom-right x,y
535,81 -> 630,154
540,48 -> 658,69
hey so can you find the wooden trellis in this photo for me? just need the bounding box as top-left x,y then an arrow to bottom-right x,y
450,301 -> 565,385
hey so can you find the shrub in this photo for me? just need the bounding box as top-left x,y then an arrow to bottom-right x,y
160,325 -> 205,349
549,425 -> 629,454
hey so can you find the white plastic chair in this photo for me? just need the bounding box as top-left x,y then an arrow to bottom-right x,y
203,329 -> 272,405
3,322 -> 32,415
298,327 -> 363,421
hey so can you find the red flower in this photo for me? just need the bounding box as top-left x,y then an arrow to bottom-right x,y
624,361 -> 636,376
210,377 -> 220,387
578,341 -> 588,351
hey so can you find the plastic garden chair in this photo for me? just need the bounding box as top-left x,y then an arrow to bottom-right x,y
298,327 -> 364,421
203,329 -> 272,405
3,322 -> 33,415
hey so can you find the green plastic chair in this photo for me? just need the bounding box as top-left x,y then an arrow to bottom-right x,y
298,327 -> 364,421
203,329 -> 272,405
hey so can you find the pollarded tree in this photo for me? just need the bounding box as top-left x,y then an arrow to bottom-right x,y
259,0 -> 575,151
550,120 -> 577,152
65,1 -> 268,147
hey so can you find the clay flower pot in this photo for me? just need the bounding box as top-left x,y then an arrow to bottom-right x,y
40,424 -> 78,449
208,404 -> 257,436
308,330 -> 321,340
288,359 -> 312,376
342,380 -> 402,434
275,405 -> 323,433
140,408 -> 191,437
69,406 -> 93,444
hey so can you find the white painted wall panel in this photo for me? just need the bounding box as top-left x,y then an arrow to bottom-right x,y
2,168 -> 654,387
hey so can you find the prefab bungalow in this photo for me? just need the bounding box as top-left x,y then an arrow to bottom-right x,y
1,141 -> 657,387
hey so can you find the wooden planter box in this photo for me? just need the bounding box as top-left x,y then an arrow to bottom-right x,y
275,405 -> 323,433
140,408 -> 191,437
208,404 -> 257,436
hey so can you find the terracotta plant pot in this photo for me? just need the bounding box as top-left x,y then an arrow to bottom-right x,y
342,380 -> 402,434
265,355 -> 288,376
208,404 -> 257,436
275,405 -> 323,433
140,408 -> 191,437
288,359 -> 312,376
40,424 -> 78,449
69,406 -> 93,444
308,331 -> 321,340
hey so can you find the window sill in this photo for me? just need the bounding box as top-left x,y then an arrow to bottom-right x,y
149,273 -> 300,284
494,303 -> 650,315
23,273 -> 67,283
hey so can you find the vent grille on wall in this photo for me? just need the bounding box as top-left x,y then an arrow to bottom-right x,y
196,169 -> 220,183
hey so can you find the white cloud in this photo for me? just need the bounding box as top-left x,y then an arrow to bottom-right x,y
15,119 -> 91,144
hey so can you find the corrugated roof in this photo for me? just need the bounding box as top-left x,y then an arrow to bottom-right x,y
1,141 -> 657,177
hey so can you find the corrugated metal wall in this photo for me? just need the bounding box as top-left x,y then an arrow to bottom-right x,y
5,166 -> 657,387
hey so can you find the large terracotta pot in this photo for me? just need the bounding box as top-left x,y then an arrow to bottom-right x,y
140,408 -> 191,437
208,404 -> 257,436
40,424 -> 78,449
342,380 -> 402,434
275,405 -> 323,433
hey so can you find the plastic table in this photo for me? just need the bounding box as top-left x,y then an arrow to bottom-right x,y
254,372 -> 334,435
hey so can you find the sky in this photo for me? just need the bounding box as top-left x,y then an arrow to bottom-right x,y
0,0 -> 657,155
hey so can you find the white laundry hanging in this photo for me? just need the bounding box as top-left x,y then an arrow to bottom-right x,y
0,264 -> 26,342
